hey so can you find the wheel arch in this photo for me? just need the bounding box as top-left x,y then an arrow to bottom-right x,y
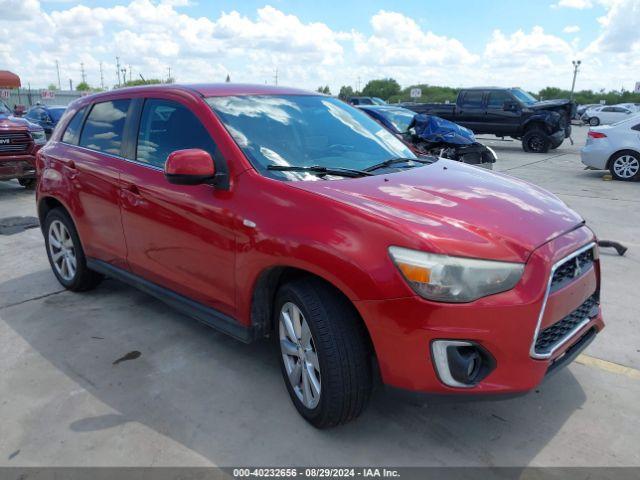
37,196 -> 69,233
606,149 -> 640,169
250,265 -> 377,358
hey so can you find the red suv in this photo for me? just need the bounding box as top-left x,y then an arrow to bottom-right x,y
36,84 -> 604,428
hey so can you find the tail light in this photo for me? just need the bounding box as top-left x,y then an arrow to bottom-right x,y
588,131 -> 607,139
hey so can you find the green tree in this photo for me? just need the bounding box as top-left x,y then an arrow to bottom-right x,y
47,83 -> 57,91
76,81 -> 91,92
361,78 -> 401,101
338,85 -> 354,100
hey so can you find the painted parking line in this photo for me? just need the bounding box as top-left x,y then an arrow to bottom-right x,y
576,354 -> 640,380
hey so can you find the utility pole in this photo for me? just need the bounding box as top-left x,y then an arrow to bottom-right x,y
274,67 -> 278,86
167,66 -> 172,82
55,60 -> 61,90
99,62 -> 104,90
570,60 -> 581,101
121,68 -> 127,86
115,56 -> 121,87
128,64 -> 132,83
80,62 -> 86,84
357,76 -> 361,93
69,79 -> 73,91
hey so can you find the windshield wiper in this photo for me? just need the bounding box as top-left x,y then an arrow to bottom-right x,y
267,165 -> 373,178
364,157 -> 433,173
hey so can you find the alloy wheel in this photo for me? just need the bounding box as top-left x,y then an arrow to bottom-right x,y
528,136 -> 545,152
279,301 -> 321,409
613,155 -> 639,179
48,220 -> 77,281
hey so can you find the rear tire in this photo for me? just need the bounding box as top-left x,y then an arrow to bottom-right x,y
589,117 -> 600,126
18,178 -> 36,189
609,150 -> 640,181
522,128 -> 551,153
550,138 -> 563,150
275,278 -> 372,428
44,208 -> 103,291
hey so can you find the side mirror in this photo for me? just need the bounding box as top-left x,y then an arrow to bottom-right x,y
503,101 -> 517,111
165,149 -> 215,185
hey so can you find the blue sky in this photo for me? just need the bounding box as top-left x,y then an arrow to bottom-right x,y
4,0 -> 639,92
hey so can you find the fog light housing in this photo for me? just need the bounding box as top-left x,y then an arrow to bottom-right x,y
431,340 -> 495,388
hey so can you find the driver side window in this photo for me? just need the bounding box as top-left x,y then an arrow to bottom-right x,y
136,99 -> 218,169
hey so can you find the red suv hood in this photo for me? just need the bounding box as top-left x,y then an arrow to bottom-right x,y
289,160 -> 583,262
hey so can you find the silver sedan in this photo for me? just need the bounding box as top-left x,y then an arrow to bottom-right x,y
581,115 -> 640,181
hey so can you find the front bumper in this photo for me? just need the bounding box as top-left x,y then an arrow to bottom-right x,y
355,226 -> 604,396
0,155 -> 37,181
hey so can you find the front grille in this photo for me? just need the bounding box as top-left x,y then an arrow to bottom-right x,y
550,248 -> 594,292
534,294 -> 599,355
0,132 -> 32,155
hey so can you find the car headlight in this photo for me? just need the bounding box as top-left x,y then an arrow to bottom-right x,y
388,246 -> 524,303
31,130 -> 46,145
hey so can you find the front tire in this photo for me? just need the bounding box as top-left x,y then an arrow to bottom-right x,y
44,208 -> 103,291
522,128 -> 551,153
589,117 -> 600,126
609,151 -> 640,181
275,278 -> 372,428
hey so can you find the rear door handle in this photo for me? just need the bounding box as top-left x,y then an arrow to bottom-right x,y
120,183 -> 144,207
61,159 -> 76,170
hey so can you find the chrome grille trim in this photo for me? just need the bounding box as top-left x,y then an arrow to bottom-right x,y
529,242 -> 597,360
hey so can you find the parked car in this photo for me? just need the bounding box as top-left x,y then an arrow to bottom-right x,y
1,99 -> 46,188
617,103 -> 640,112
348,96 -> 386,106
403,87 -> 575,153
36,84 -> 604,428
575,104 -> 600,120
582,105 -> 638,126
25,104 -> 67,139
358,105 -> 496,169
581,116 -> 640,181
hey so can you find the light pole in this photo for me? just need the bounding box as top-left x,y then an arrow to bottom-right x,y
570,60 -> 581,101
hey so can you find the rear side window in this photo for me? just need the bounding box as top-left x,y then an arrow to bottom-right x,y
136,99 -> 217,169
461,91 -> 484,108
632,123 -> 640,132
61,107 -> 87,145
487,91 -> 511,109
79,100 -> 131,155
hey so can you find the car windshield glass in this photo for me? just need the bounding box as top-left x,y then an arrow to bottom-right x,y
379,108 -> 415,133
372,97 -> 386,105
509,88 -> 537,105
207,95 -> 417,181
49,108 -> 66,122
0,101 -> 11,115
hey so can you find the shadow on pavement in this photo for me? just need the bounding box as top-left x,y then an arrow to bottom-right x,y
0,272 -> 587,466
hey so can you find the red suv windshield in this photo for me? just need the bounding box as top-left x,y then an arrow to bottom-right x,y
207,95 -> 416,180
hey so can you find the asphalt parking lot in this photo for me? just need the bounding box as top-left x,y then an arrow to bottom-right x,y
0,125 -> 638,467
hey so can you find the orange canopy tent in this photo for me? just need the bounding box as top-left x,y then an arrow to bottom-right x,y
0,70 -> 21,88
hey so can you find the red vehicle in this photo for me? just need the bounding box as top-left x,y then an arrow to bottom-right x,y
36,84 -> 604,428
1,100 -> 46,188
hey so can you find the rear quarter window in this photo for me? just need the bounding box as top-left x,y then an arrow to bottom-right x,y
79,100 -> 131,155
61,107 -> 87,145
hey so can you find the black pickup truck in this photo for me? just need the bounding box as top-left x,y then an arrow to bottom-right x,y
403,87 -> 575,153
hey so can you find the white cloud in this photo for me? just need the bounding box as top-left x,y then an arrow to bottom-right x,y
552,0 -> 593,9
0,1 -> 637,93
563,25 -> 581,33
